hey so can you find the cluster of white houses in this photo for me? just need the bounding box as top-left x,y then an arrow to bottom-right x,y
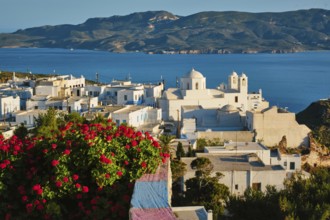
1,69 -> 311,198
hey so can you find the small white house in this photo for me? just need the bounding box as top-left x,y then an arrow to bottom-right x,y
0,95 -> 20,119
14,109 -> 47,127
117,86 -> 145,105
110,105 -> 162,128
181,141 -> 303,195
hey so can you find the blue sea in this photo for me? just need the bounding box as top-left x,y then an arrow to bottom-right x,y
0,48 -> 329,113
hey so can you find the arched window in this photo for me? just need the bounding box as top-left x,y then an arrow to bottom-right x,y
242,78 -> 246,86
195,82 -> 199,90
187,83 -> 190,90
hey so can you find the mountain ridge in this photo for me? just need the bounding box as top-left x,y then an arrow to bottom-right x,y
1,9 -> 330,54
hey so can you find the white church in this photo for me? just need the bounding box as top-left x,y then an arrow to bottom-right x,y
158,68 -> 269,121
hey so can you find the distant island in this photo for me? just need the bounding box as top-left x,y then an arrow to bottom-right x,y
1,9 -> 330,54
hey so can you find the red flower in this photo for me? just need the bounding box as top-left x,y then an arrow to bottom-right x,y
36,204 -> 44,211
75,183 -> 81,189
116,171 -> 123,177
131,140 -> 138,147
32,184 -> 41,191
141,161 -> 147,168
100,154 -> 112,164
153,141 -> 160,148
63,149 -> 71,155
56,181 -> 62,188
36,189 -> 43,195
22,195 -> 28,203
26,203 -> 33,213
51,143 -> 57,149
72,174 -> 79,181
51,160 -> 59,167
63,176 -> 69,182
125,144 -> 130,150
124,160 -> 129,166
106,135 -> 112,141
105,173 -> 110,179
0,163 -> 6,169
82,186 -> 89,193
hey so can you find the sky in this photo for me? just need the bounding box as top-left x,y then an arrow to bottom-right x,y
0,0 -> 329,33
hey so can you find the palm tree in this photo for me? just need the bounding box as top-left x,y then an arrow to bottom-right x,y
158,134 -> 175,154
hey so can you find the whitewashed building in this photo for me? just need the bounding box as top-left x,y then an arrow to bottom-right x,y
0,95 -> 20,119
109,105 -> 162,128
117,85 -> 145,105
14,109 -> 47,127
26,95 -> 98,112
36,75 -> 85,98
181,141 -> 302,195
246,106 -> 310,148
159,69 -> 268,121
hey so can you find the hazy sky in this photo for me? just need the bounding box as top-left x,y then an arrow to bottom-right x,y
1,0 -> 329,32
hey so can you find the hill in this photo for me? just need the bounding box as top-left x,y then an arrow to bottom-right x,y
1,9 -> 330,53
297,99 -> 330,148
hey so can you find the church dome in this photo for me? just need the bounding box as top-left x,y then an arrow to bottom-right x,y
183,68 -> 204,79
220,104 -> 238,112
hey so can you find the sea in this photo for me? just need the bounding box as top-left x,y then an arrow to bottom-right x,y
0,48 -> 329,113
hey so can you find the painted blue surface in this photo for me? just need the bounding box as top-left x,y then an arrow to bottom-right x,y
131,181 -> 169,209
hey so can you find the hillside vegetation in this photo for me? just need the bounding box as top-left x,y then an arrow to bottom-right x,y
297,99 -> 330,148
1,9 -> 330,53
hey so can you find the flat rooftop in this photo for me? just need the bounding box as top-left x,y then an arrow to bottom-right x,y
172,206 -> 208,220
182,153 -> 283,172
115,105 -> 149,114
205,142 -> 268,153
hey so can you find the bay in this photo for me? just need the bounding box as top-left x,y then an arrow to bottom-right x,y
0,48 -> 329,113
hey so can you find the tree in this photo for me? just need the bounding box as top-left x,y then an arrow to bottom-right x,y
64,111 -> 85,124
186,144 -> 194,157
33,108 -> 63,138
176,141 -> 185,159
171,159 -> 187,184
225,168 -> 330,220
226,186 -> 283,220
14,123 -> 28,139
184,157 -> 229,219
158,134 -> 175,154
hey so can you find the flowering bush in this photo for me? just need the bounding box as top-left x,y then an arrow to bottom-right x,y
0,120 -> 168,219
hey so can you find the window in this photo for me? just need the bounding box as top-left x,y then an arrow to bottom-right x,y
290,162 -> 295,170
284,161 -> 287,167
115,92 -> 117,96
252,182 -> 261,191
124,95 -> 127,101
235,96 -> 238,103
116,120 -> 120,126
89,91 -> 93,96
235,184 -> 238,190
242,78 -> 246,86
187,83 -> 189,89
195,82 -> 199,90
